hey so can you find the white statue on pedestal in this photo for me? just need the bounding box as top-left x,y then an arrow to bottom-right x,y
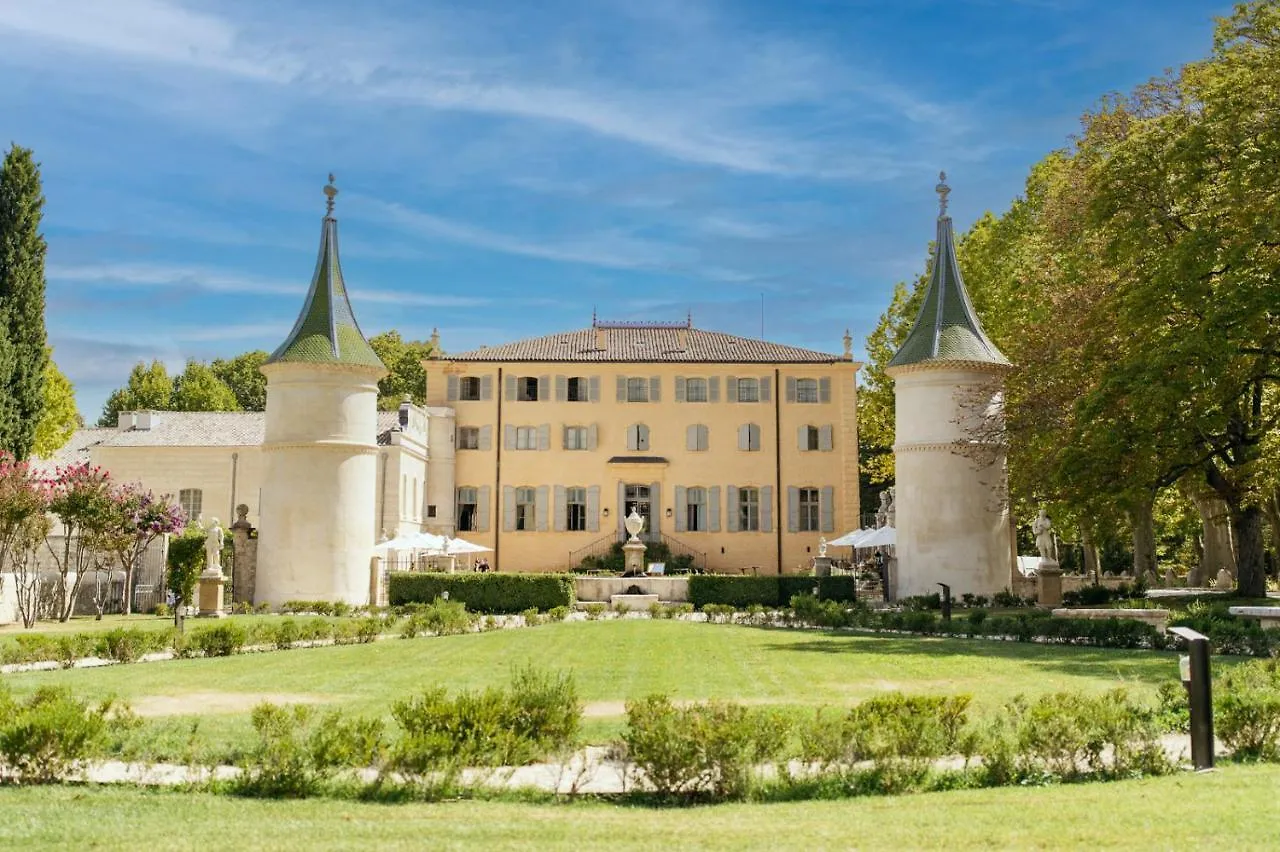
818,537 -> 828,558
1033,509 -> 1056,563
886,487 -> 896,528
205,518 -> 224,574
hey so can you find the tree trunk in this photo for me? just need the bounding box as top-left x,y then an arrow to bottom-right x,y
1264,487 -> 1280,581
1130,496 -> 1157,580
1191,494 -> 1236,587
1232,505 -> 1267,598
1081,526 -> 1100,583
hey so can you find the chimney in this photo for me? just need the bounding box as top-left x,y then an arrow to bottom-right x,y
135,410 -> 158,431
117,411 -> 136,431
678,327 -> 690,351
595,325 -> 606,351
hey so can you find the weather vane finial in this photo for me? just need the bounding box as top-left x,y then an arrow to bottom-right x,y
935,171 -> 950,218
324,173 -> 338,216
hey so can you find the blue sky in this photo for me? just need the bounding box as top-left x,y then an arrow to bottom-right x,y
0,0 -> 1228,421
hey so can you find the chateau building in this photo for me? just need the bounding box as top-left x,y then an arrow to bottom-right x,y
421,321 -> 861,573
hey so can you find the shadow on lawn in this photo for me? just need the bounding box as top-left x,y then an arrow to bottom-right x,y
753,629 -> 1178,685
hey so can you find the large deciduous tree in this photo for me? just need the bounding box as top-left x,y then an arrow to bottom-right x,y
171,360 -> 240,412
0,145 -> 49,460
369,330 -> 434,409
33,353 -> 80,457
98,360 -> 174,426
210,350 -> 268,411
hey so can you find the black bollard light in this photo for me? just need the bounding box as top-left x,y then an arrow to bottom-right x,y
1169,626 -> 1214,771
937,583 -> 952,622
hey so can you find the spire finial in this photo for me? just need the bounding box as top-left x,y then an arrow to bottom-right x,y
935,171 -> 950,218
843,328 -> 852,358
324,173 -> 338,216
686,309 -> 692,328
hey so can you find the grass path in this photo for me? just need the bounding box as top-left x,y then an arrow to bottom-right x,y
1,764 -> 1276,850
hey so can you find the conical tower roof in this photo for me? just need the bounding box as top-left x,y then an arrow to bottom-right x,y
888,173 -> 1010,370
267,175 -> 385,371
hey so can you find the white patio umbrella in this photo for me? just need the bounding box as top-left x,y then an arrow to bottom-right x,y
374,531 -> 447,554
828,528 -> 873,547
857,526 -> 896,549
443,537 -> 491,556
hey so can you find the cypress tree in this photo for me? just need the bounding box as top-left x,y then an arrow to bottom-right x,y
0,145 -> 49,459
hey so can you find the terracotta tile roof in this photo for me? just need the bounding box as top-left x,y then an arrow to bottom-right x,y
448,324 -> 840,364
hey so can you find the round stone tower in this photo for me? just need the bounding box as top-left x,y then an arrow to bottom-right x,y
256,175 -> 387,607
883,173 -> 1015,599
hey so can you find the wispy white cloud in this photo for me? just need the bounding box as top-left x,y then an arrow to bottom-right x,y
46,262 -> 496,308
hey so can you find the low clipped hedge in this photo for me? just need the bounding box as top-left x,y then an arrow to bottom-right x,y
388,572 -> 574,613
690,575 -> 856,609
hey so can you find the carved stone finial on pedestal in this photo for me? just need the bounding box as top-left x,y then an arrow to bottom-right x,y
1215,567 -> 1233,591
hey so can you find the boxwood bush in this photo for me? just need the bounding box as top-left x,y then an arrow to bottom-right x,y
691,575 -> 856,609
388,572 -> 574,613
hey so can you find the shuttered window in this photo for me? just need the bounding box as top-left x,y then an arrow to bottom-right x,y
459,377 -> 482,401
738,487 -> 760,532
456,487 -> 478,532
515,487 -> 536,531
686,487 -> 707,532
685,378 -> 708,402
799,487 -> 820,532
566,487 -> 587,531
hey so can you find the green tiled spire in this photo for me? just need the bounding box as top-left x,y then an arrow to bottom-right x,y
888,173 -> 1011,370
267,175 -> 385,371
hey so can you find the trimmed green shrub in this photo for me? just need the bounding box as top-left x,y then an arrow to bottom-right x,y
0,684 -> 132,783
400,598 -> 476,638
388,666 -> 579,776
232,703 -> 386,798
1215,659 -> 1280,760
388,572 -> 574,613
189,622 -> 248,657
623,696 -> 791,799
96,627 -> 166,664
690,576 -> 778,609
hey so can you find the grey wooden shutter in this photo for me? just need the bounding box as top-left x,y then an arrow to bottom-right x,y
737,424 -> 749,451
627,426 -> 638,451
797,426 -> 809,452
787,487 -> 800,533
727,375 -> 738,402
649,482 -> 660,535
479,425 -> 492,451
760,376 -> 772,403
477,486 -> 491,531
786,377 -> 797,402
708,486 -> 721,532
821,486 -> 835,532
505,374 -> 517,401
554,485 -> 567,532
761,485 -> 773,533
535,485 -> 549,532
675,376 -> 686,402
617,376 -> 627,402
504,425 -> 516,450
538,375 -> 550,401
447,375 -> 459,401
561,425 -> 571,450
686,424 -> 699,451
638,424 -> 649,450
819,425 -> 834,451
649,376 -> 660,402
503,486 -> 516,532
726,486 -> 739,532
589,376 -> 601,402
480,375 -> 493,401
709,377 -> 720,402
674,486 -> 687,532
587,486 -> 601,533
555,375 -> 567,402
819,377 -> 831,404
587,423 -> 598,451
617,481 -> 626,535
537,424 -> 550,451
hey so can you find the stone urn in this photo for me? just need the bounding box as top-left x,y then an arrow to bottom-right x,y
625,508 -> 645,542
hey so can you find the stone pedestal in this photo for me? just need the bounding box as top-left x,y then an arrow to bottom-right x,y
1036,560 -> 1062,608
230,504 -> 256,606
812,556 -> 832,578
623,540 -> 647,576
1215,568 -> 1234,591
198,571 -> 227,617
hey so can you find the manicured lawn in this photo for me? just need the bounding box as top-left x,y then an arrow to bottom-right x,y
1,764 -> 1276,850
0,612 -> 184,639
3,619 -> 1188,761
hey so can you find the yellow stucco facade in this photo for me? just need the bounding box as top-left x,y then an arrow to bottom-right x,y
424,322 -> 861,574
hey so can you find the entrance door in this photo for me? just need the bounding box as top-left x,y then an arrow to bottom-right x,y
624,484 -> 655,541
